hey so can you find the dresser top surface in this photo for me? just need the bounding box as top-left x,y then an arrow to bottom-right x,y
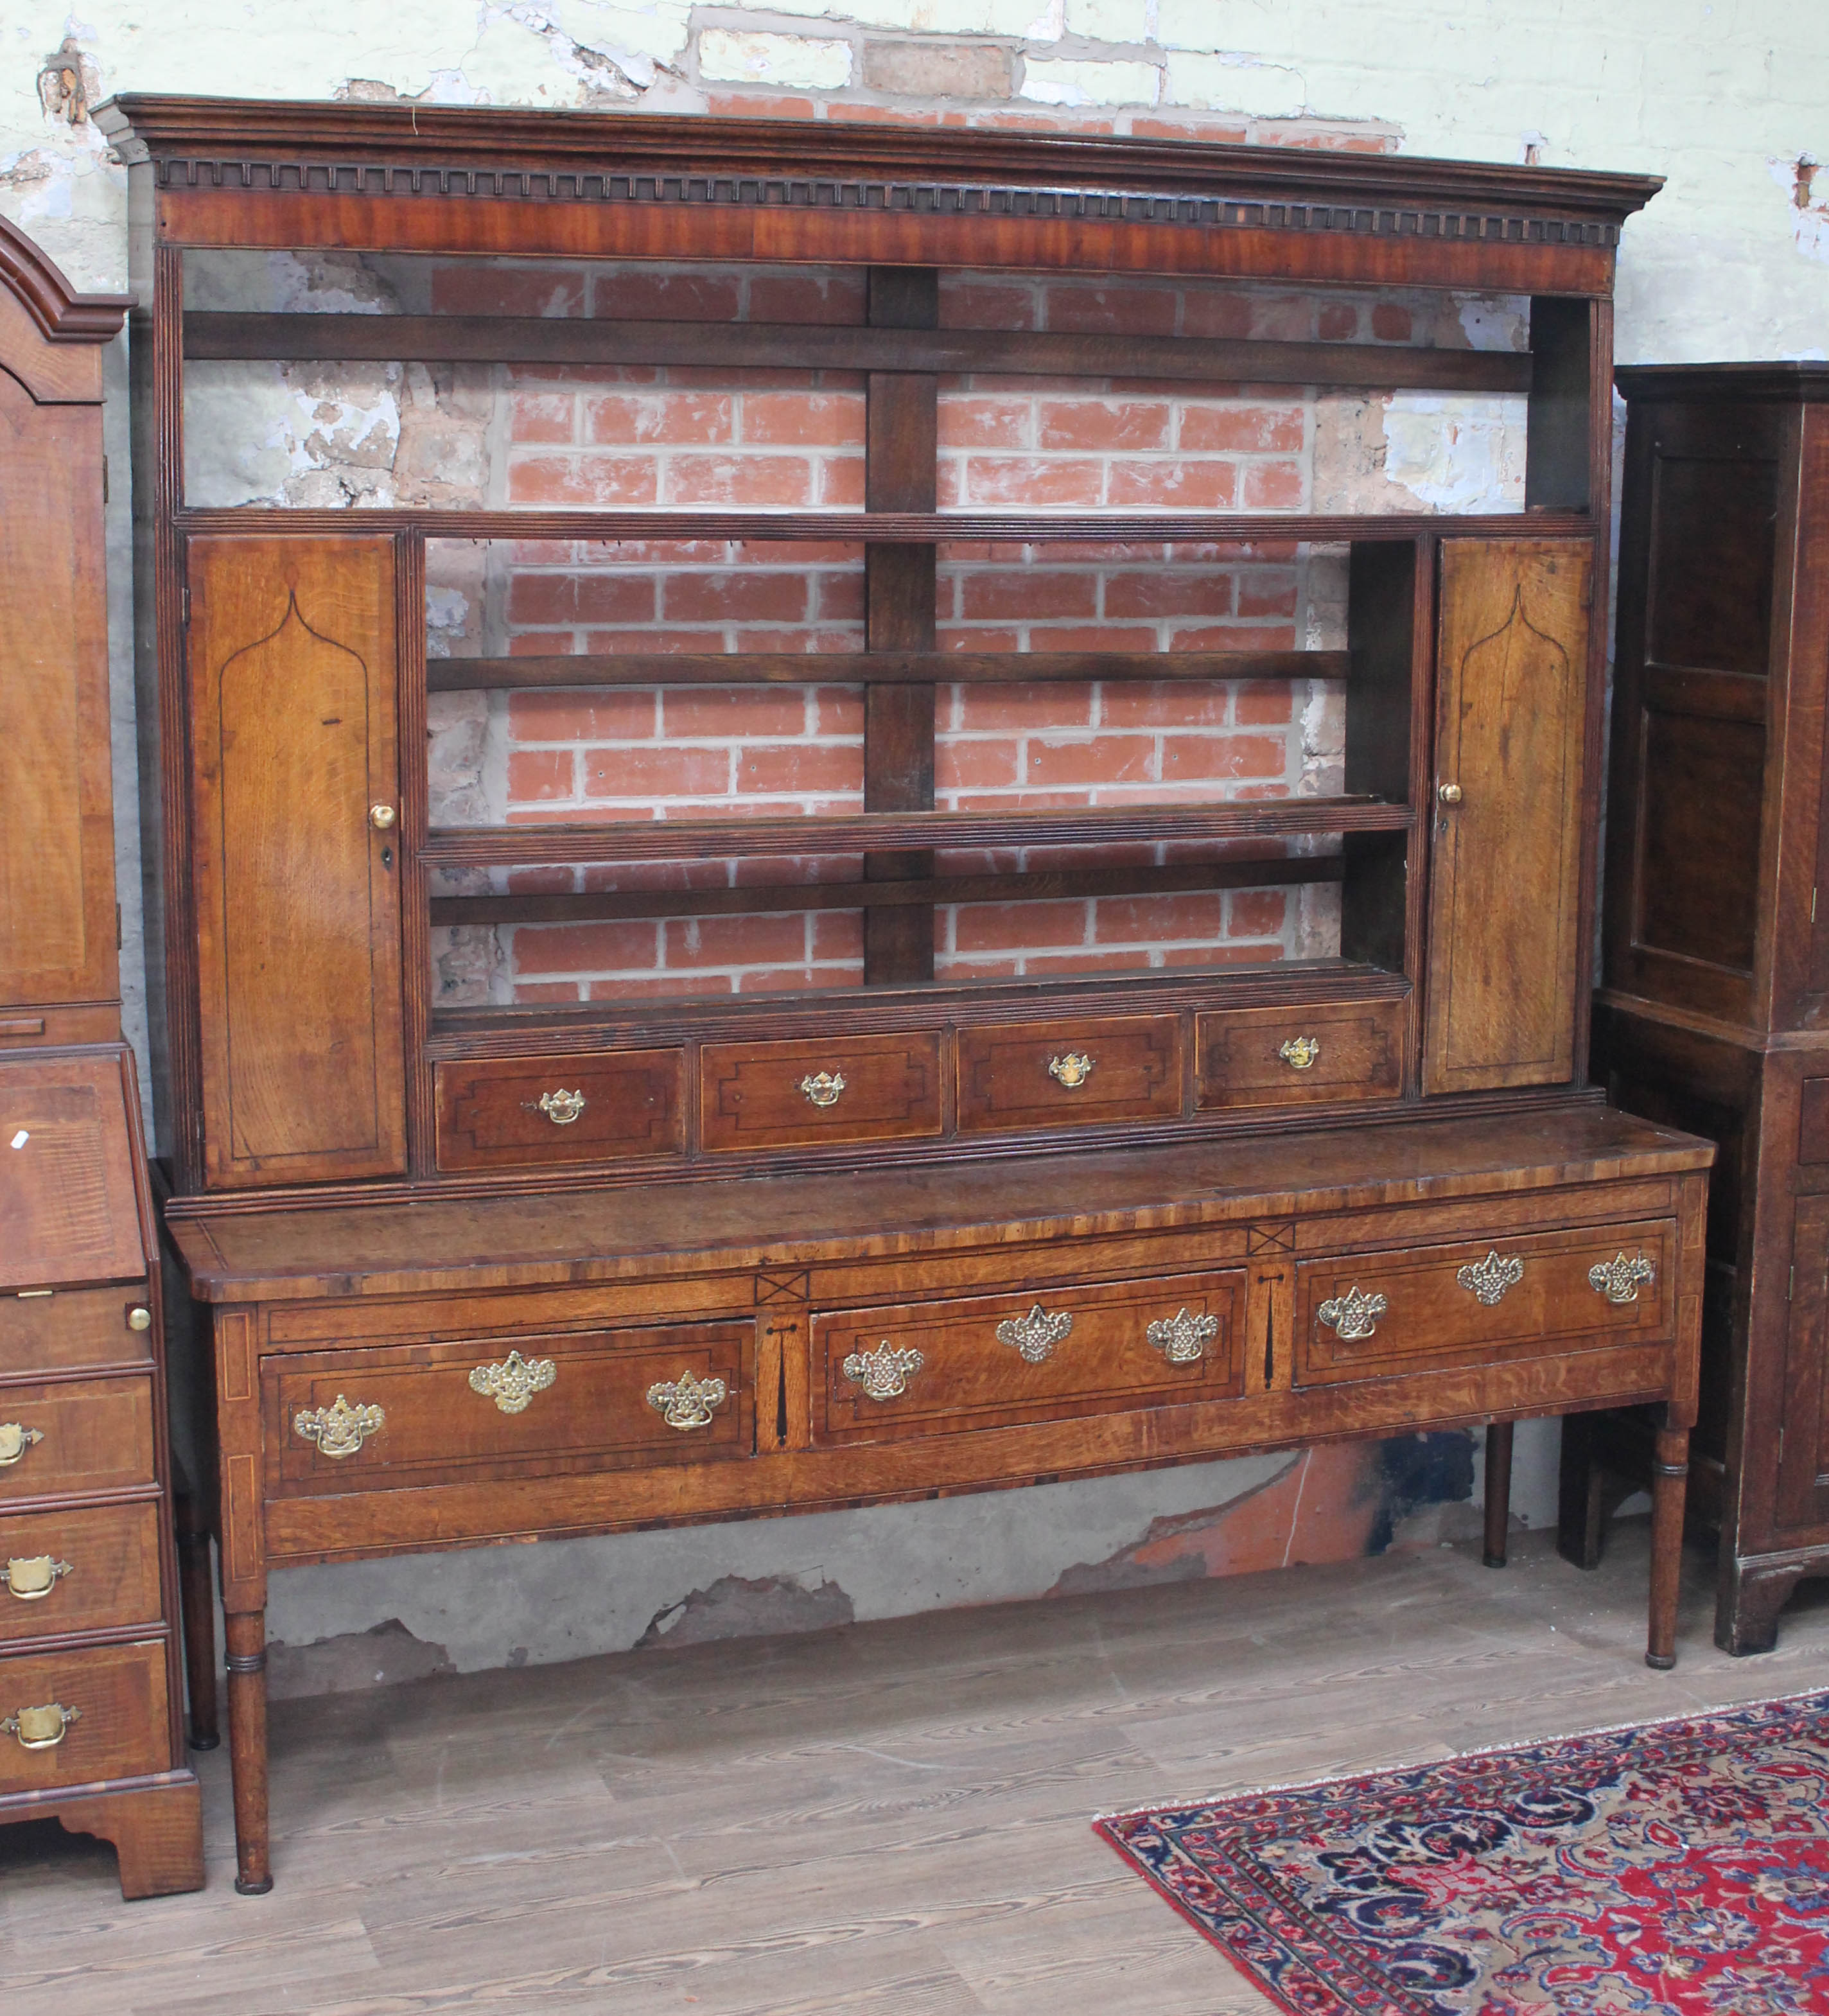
167,1103 -> 1711,1304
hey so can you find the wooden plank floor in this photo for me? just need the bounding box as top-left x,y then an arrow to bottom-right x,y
6,1525 -> 1829,2015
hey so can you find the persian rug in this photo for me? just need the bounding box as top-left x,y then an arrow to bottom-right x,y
1096,1690 -> 1829,2015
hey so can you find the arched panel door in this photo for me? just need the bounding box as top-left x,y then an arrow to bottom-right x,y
187,536 -> 404,1187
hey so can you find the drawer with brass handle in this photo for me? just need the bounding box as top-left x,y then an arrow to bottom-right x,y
267,1320 -> 754,1495
700,1033 -> 941,1153
0,1376 -> 157,1502
1197,997 -> 1404,1110
814,1268 -> 1245,1445
0,1638 -> 170,1796
0,1283 -> 155,1376
434,1050 -> 683,1172
956,1015 -> 1180,1135
1295,1218 -> 1675,1387
0,1502 -> 163,1645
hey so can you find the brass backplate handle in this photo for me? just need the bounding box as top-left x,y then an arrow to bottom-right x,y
841,1340 -> 925,1401
1278,1036 -> 1320,1071
4,1702 -> 78,1750
0,1424 -> 43,1468
1589,1251 -> 1656,1306
646,1371 -> 730,1430
1457,1250 -> 1525,1306
1146,1308 -> 1219,1363
4,1556 -> 73,1602
1047,1053 -> 1095,1089
293,1394 -> 385,1459
536,1088 -> 586,1126
469,1349 -> 557,1416
995,1304 -> 1074,1363
1316,1286 -> 1388,1342
800,1071 -> 846,1108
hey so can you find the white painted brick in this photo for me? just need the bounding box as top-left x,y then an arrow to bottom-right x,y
1063,0 -> 1151,44
697,27 -> 855,89
1163,51 -> 1305,118
737,0 -> 1061,37
1020,55 -> 1160,106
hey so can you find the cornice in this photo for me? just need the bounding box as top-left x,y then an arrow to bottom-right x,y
0,213 -> 128,343
1617,360 -> 1829,403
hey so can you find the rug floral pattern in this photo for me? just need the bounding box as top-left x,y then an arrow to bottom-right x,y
1098,1692 -> 1829,2015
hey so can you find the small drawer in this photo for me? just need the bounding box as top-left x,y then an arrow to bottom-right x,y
435,1050 -> 683,1173
812,1268 -> 1246,1446
956,1016 -> 1182,1135
0,1502 -> 163,1645
700,1033 -> 942,1153
1196,997 -> 1405,1110
268,1320 -> 754,1496
0,1284 -> 153,1376
1294,1217 -> 1676,1388
0,1638 -> 171,1796
0,1376 -> 157,1502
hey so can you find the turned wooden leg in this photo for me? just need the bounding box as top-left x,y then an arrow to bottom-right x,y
1645,1423 -> 1690,1670
174,1489 -> 220,1751
1483,1421 -> 1514,1569
225,1608 -> 274,1894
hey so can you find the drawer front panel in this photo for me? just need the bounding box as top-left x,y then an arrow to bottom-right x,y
813,1270 -> 1245,1445
956,1016 -> 1182,1134
0,1502 -> 163,1644
0,1377 -> 157,1502
700,1034 -> 942,1152
0,1285 -> 153,1375
1295,1218 -> 1675,1386
434,1049 -> 683,1172
0,1638 -> 170,1795
1196,998 -> 1404,1109
270,1322 -> 753,1494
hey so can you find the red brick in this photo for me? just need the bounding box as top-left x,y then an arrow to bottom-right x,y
662,687 -> 810,739
1229,888 -> 1290,937
581,629 -> 726,654
1242,460 -> 1307,509
1317,302 -> 1359,342
812,686 -> 865,735
1044,285 -> 1178,335
935,460 -> 964,509
956,683 -> 1092,732
589,973 -> 736,1001
503,866 -> 578,894
1023,627 -> 1162,653
511,690 -> 658,742
952,899 -> 1091,952
663,572 -> 811,623
813,572 -> 865,623
938,396 -> 1032,447
506,456 -> 658,506
817,456 -> 868,508
511,393 -> 576,444
1098,681 -> 1232,730
593,270 -> 741,321
934,951 -> 1020,979
507,574 -> 655,626
812,910 -> 865,960
586,391 -> 734,446
1155,940 -> 1283,968
936,737 -> 1020,791
958,570 -> 1098,622
1160,735 -> 1287,782
1178,292 -> 1254,340
1250,294 -> 1318,341
581,746 -> 731,798
1171,623 -> 1299,651
1236,575 -> 1299,618
505,632 -> 574,656
431,265 -> 585,317
735,744 -> 862,796
1179,405 -> 1305,453
939,279 -> 1039,330
512,921 -> 660,973
512,980 -> 584,1003
1234,681 -> 1295,725
741,391 -> 866,446
507,749 -> 575,802
1370,304 -> 1413,342
1105,572 -> 1235,618
581,860 -> 733,892
962,457 -> 1103,507
701,91 -> 819,119
1107,461 -> 1239,509
1003,949 -> 1144,975
936,626 -> 1021,651
1026,736 -> 1157,787
1037,401 -> 1171,451
665,456 -> 814,507
1129,115 -> 1250,145
1094,894 -> 1227,943
664,913 -> 811,967
748,271 -> 868,324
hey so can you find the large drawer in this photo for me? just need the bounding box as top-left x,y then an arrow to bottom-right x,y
812,1269 -> 1245,1446
956,1015 -> 1182,1135
0,1376 -> 157,1502
0,1638 -> 171,1796
1295,1218 -> 1676,1387
700,1033 -> 942,1152
0,1502 -> 163,1645
434,1049 -> 683,1172
268,1320 -> 754,1494
1196,997 -> 1404,1109
0,1284 -> 153,1375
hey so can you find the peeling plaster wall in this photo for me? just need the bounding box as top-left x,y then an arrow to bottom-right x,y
3,0 -> 1823,1685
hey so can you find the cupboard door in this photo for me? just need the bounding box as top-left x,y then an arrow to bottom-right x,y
1776,1193 -> 1829,1534
188,536 -> 405,1187
1423,539 -> 1591,1093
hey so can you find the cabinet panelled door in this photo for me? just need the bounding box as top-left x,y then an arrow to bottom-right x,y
186,536 -> 406,1186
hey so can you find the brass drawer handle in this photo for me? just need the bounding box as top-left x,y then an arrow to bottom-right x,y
1278,1036 -> 1321,1071
841,1340 -> 924,1401
1457,1251 -> 1525,1306
293,1394 -> 385,1459
4,1701 -> 78,1750
128,1304 -> 153,1332
1146,1307 -> 1219,1363
469,1349 -> 557,1416
4,1556 -> 73,1602
1589,1251 -> 1656,1306
800,1071 -> 846,1108
1047,1053 -> 1095,1089
0,1423 -> 44,1467
646,1371 -> 730,1430
995,1304 -> 1074,1363
1317,1286 -> 1388,1342
536,1088 -> 586,1126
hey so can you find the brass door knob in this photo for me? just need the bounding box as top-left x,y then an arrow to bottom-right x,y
127,1305 -> 152,1332
1437,783 -> 1463,805
370,804 -> 398,830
